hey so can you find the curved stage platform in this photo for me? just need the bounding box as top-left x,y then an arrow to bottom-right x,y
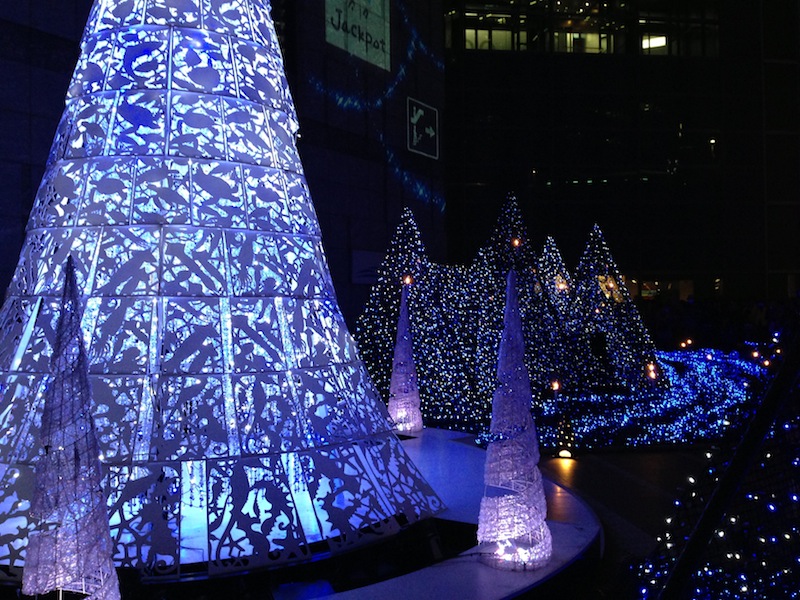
274,428 -> 603,600
0,428 -> 601,600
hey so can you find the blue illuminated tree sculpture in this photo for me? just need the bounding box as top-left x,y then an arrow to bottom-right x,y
356,207 -> 430,403
477,270 -> 552,571
538,236 -> 577,331
387,283 -> 423,433
412,262 -> 478,430
355,208 -> 483,432
0,0 -> 441,581
22,257 -> 121,600
472,196 -> 559,414
573,225 -> 665,393
538,236 -> 594,394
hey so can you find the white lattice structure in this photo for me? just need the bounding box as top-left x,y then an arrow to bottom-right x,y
477,270 -> 552,571
22,258 -> 121,600
388,284 -> 423,433
0,0 -> 442,581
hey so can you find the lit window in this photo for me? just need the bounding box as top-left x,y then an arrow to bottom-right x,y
642,34 -> 668,54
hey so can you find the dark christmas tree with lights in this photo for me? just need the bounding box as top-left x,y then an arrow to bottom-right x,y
636,364 -> 800,599
538,236 -> 577,327
356,206 -> 431,404
537,235 -> 594,394
355,207 -> 430,399
573,225 -> 665,393
22,258 -> 121,600
472,196 -> 560,414
356,209 -> 481,431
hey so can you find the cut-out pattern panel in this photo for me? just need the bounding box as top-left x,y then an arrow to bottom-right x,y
0,0 -> 442,582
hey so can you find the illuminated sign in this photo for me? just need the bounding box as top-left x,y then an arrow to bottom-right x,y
407,97 -> 439,159
325,0 -> 391,70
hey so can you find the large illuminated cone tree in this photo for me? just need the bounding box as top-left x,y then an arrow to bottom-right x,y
387,284 -> 423,433
22,257 -> 121,600
477,270 -> 552,571
0,0 -> 442,581
574,225 -> 665,393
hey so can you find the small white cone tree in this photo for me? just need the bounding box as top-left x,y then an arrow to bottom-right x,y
388,283 -> 423,433
477,270 -> 552,571
22,257 -> 120,600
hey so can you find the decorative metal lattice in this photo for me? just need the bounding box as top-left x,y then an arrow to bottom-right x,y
22,257 -> 121,600
0,0 -> 442,581
477,270 -> 552,571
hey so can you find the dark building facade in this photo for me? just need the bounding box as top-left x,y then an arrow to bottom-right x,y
443,0 -> 800,303
1,1 -> 796,318
274,0 -> 447,324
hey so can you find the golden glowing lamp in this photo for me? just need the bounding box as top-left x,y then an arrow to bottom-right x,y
687,338 -> 693,345
752,350 -> 759,358
402,274 -> 414,285
511,237 -> 522,248
551,380 -> 560,392
646,363 -> 657,380
558,449 -> 573,459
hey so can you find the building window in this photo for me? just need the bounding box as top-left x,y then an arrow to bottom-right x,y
642,33 -> 668,55
450,1 -> 717,56
554,31 -> 613,54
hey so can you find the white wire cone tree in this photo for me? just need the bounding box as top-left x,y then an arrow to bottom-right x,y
477,270 -> 552,571
22,257 -> 121,600
0,0 -> 441,581
387,283 -> 423,433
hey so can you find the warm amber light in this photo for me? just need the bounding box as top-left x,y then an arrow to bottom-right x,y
558,449 -> 573,459
511,237 -> 522,248
402,274 -> 414,285
551,380 -> 560,391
